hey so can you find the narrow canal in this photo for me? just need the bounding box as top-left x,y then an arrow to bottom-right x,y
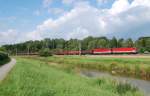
80,70 -> 150,96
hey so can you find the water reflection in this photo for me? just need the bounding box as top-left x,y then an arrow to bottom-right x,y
80,70 -> 150,96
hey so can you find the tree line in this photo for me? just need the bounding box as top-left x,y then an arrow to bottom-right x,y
1,36 -> 150,55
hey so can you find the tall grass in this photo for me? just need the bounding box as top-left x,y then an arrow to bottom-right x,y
0,57 -> 143,96
27,56 -> 150,80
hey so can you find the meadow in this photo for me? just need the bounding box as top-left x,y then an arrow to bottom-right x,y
0,56 -> 143,96
29,55 -> 150,80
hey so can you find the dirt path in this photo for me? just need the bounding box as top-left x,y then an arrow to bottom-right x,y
0,58 -> 16,81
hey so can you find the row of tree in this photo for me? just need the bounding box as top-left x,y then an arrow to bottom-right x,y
1,36 -> 150,55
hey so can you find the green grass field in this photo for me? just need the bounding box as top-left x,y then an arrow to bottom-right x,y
28,55 -> 150,80
0,57 -> 143,96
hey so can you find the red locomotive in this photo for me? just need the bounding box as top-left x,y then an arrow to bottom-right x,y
112,48 -> 137,54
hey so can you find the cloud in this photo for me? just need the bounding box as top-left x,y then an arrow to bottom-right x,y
131,0 -> 150,7
1,0 -> 150,45
62,0 -> 90,7
34,4 -> 104,40
31,0 -> 150,40
97,0 -> 109,5
103,6 -> 150,38
109,0 -> 130,15
0,29 -> 19,45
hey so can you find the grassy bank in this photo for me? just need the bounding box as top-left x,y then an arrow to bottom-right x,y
0,57 -> 142,96
28,55 -> 150,80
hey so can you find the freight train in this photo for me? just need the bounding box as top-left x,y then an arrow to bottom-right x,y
56,47 -> 137,55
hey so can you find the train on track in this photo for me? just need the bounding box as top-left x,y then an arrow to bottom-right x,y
56,47 -> 137,55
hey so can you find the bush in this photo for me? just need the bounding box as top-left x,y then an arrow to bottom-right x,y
39,48 -> 52,57
0,47 -> 6,52
116,83 -> 137,95
0,51 -> 10,65
138,47 -> 146,53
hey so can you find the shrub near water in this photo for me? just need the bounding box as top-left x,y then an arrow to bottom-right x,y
0,51 -> 10,65
39,48 -> 52,57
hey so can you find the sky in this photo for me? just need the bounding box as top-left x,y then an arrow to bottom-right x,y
0,0 -> 150,45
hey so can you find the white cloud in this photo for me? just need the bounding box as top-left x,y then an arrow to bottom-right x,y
1,0 -> 150,45
62,0 -> 90,7
97,0 -> 109,5
131,0 -> 150,7
0,29 -> 19,45
25,31 -> 43,40
33,4 -> 104,40
109,0 -> 130,15
33,0 -> 150,40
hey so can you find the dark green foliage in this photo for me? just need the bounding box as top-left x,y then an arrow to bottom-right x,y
109,37 -> 118,48
118,39 -> 124,47
39,48 -> 52,57
0,47 -> 7,52
124,38 -> 134,47
0,51 -> 10,65
2,36 -> 150,54
64,39 -> 80,50
135,37 -> 150,53
116,83 -> 137,95
96,79 -> 105,86
138,48 -> 146,53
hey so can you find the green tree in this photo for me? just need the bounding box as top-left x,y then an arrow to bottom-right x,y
39,48 -> 52,57
88,40 -> 97,50
118,38 -> 124,47
66,39 -> 80,50
96,39 -> 107,48
109,37 -> 118,48
0,47 -> 6,52
82,36 -> 94,50
124,38 -> 134,47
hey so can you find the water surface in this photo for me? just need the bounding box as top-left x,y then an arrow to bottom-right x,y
80,70 -> 150,96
